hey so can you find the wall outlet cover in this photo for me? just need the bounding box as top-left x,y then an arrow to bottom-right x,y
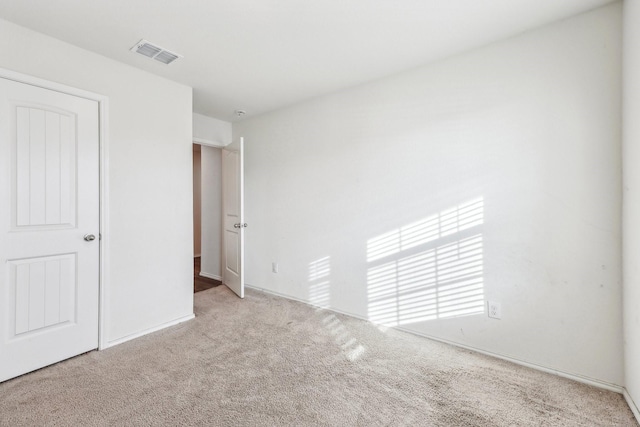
488,301 -> 502,319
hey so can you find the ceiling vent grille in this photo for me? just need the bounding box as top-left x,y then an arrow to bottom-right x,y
130,39 -> 182,65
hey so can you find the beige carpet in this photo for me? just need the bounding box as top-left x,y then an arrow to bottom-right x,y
0,286 -> 636,426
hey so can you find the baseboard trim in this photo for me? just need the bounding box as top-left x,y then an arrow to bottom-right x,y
624,389 -> 640,422
394,327 -> 624,394
200,271 -> 222,281
245,284 -> 623,394
104,313 -> 195,349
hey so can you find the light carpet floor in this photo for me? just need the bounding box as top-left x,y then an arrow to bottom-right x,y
0,286 -> 636,426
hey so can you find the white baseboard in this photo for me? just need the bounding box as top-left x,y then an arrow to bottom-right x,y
103,313 -> 195,349
200,271 -> 222,281
245,284 -> 624,394
624,389 -> 640,423
396,329 -> 623,393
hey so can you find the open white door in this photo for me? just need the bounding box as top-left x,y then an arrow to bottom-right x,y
0,77 -> 100,382
222,137 -> 245,298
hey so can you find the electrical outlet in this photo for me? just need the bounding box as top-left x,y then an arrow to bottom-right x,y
487,301 -> 501,319
272,262 -> 279,273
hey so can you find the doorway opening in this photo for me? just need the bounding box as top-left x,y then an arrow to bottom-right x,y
193,143 -> 223,293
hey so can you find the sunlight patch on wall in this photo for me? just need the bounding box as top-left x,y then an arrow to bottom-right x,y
306,256 -> 365,361
367,198 -> 484,262
367,198 -> 485,327
308,256 -> 331,308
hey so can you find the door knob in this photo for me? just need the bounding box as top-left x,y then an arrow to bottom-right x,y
84,234 -> 96,241
233,223 -> 241,228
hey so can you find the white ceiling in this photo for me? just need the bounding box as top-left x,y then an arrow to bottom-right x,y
0,0 -> 616,121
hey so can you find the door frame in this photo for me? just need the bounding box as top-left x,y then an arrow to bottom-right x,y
0,67 -> 110,350
195,137 -> 230,284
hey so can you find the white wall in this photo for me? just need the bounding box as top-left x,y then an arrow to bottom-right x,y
193,112 -> 232,147
235,4 -> 623,386
200,146 -> 223,279
0,18 -> 194,345
623,0 -> 640,417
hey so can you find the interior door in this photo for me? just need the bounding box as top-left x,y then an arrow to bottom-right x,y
0,77 -> 100,382
222,137 -> 244,298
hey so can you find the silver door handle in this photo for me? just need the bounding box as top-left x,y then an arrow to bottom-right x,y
233,223 -> 248,229
84,234 -> 96,241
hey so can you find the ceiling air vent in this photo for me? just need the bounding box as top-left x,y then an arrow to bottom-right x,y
130,39 -> 182,65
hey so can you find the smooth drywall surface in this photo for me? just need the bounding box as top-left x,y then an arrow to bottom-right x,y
193,146 -> 202,256
193,112 -> 232,146
624,0 -> 640,415
0,19 -> 194,343
201,146 -> 223,279
235,4 -> 623,385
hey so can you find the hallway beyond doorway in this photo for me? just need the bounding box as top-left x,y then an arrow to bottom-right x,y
194,257 -> 221,293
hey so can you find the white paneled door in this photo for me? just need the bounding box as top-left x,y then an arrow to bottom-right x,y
222,137 -> 244,298
0,77 -> 100,382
